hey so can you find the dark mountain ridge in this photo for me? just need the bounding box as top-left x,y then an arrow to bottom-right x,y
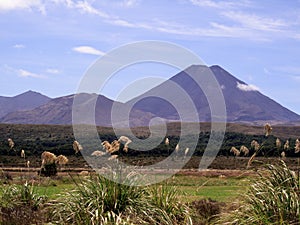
1,65 -> 299,126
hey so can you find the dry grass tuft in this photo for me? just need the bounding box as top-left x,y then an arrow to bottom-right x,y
284,140 -> 290,150
73,140 -> 83,154
91,150 -> 106,157
230,147 -> 240,157
7,138 -> 14,150
276,138 -> 281,149
264,123 -> 272,136
240,145 -> 249,156
41,151 -> 57,165
295,139 -> 300,154
56,155 -> 69,165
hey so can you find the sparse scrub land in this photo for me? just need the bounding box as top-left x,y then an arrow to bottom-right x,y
1,122 -> 300,224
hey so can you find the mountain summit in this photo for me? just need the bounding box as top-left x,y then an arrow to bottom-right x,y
0,66 -> 299,126
0,90 -> 51,118
128,65 -> 300,124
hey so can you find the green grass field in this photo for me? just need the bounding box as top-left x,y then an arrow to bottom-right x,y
2,174 -> 251,203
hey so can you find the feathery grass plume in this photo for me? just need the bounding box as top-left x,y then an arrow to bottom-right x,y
240,145 -> 249,156
276,138 -> 281,149
91,150 -> 106,157
295,139 -> 300,154
230,147 -> 240,156
184,147 -> 189,157
56,155 -> 69,165
264,123 -> 272,136
7,138 -> 14,149
73,140 -> 83,154
108,140 -> 120,154
20,149 -> 25,158
251,140 -> 260,151
165,137 -> 169,146
281,151 -> 286,158
41,151 -> 57,165
26,161 -> 30,168
108,155 -> 118,161
118,136 -> 132,152
102,140 -> 112,153
284,140 -> 290,150
175,144 -> 180,153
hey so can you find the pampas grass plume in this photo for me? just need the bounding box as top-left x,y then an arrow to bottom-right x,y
230,147 -> 240,156
7,138 -> 14,149
264,123 -> 272,136
21,149 -> 25,158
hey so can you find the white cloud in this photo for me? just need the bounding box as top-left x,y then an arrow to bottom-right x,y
236,82 -> 259,92
189,0 -> 251,9
52,0 -> 109,18
118,0 -> 140,7
222,11 -> 288,32
46,68 -> 60,74
75,1 -> 109,18
0,0 -> 45,14
18,69 -> 46,78
13,44 -> 25,48
72,46 -> 105,56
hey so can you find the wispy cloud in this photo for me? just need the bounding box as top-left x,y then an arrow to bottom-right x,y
237,82 -> 259,92
222,11 -> 288,32
72,46 -> 105,56
46,68 -> 60,74
74,1 -> 109,18
18,69 -> 46,78
0,0 -> 45,14
189,0 -> 251,9
13,44 -> 25,49
274,66 -> 300,75
117,0 -> 140,8
2,0 -> 298,42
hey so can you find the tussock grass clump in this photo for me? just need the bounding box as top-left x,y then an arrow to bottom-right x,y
50,165 -> 192,225
217,160 -> 300,225
0,182 -> 48,225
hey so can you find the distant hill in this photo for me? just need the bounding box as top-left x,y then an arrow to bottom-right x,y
0,93 -> 154,126
0,90 -> 51,118
1,65 -> 300,126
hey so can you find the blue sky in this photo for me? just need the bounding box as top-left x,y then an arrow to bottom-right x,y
1,0 -> 300,114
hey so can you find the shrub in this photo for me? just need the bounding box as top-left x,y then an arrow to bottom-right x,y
217,160 -> 300,224
40,163 -> 57,177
